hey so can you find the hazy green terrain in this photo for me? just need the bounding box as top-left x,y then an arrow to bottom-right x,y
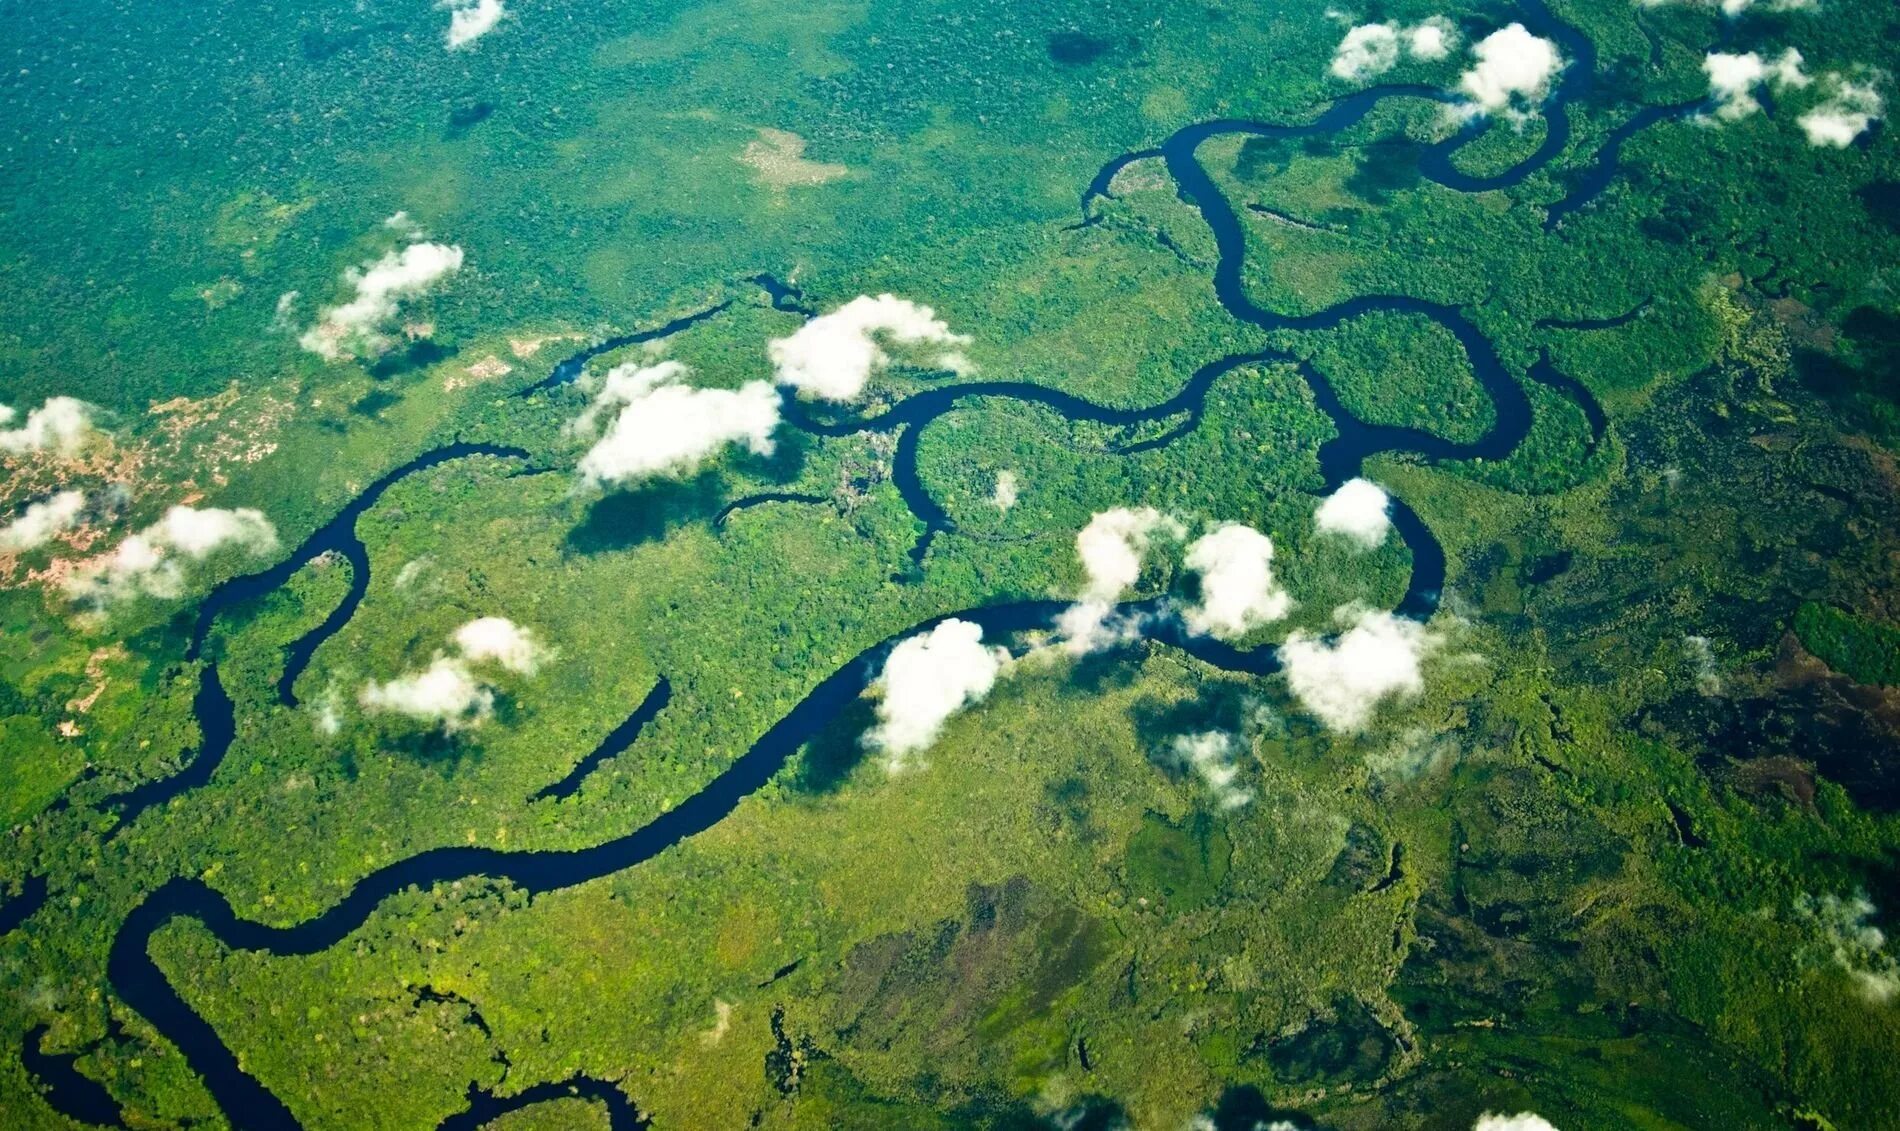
3,0 -> 1900,1128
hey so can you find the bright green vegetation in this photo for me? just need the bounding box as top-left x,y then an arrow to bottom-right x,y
1124,810 -> 1233,913
1796,603 -> 1900,688
1293,311 -> 1496,446
3,0 -> 1900,1129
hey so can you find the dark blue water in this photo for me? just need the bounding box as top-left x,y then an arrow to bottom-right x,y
273,454 -> 562,707
186,443 -> 533,663
96,664 -> 237,826
711,492 -> 829,527
752,272 -> 817,318
531,678 -> 672,802
87,444 -> 535,830
513,303 -> 731,398
80,5 -> 1672,1125
0,874 -> 49,938
1542,101 -> 1705,230
438,1077 -> 646,1131
20,1026 -> 125,1128
1535,297 -> 1651,332
275,536 -> 369,707
1527,348 -> 1607,446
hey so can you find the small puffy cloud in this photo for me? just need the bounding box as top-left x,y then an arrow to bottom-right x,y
1077,506 -> 1179,599
98,536 -> 179,598
1060,506 -> 1182,654
1768,49 -> 1812,87
1182,523 -> 1291,639
300,241 -> 465,361
768,294 -> 970,401
148,505 -> 278,558
359,616 -> 545,730
67,505 -> 278,603
1474,1115 -> 1560,1131
1189,1116 -> 1301,1131
1641,0 -> 1815,14
1054,598 -> 1134,656
571,360 -> 780,488
1798,891 -> 1900,1003
394,558 -> 431,589
0,396 -> 101,456
271,290 -> 301,331
1367,725 -> 1458,780
864,618 -> 1008,769
1166,731 -> 1253,809
0,490 -> 86,552
312,688 -> 344,737
1684,634 -> 1723,695
991,469 -> 1019,512
1704,49 -> 1808,120
451,616 -> 544,674
1315,477 -> 1391,549
1800,76 -> 1885,147
571,359 -> 679,434
1704,53 -> 1766,119
1280,607 -> 1437,731
361,656 -> 493,730
442,0 -> 507,50
1330,18 -> 1456,79
1407,17 -> 1456,61
1331,23 -> 1401,80
1457,24 -> 1564,116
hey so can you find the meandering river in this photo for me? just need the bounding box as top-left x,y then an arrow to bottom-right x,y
20,3 -> 1686,1124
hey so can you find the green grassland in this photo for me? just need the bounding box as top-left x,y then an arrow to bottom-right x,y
4,0 -> 1900,1128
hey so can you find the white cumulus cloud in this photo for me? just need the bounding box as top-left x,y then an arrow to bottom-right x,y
1367,725 -> 1459,780
1408,17 -> 1456,61
1474,1115 -> 1560,1131
1704,49 -> 1809,120
1332,23 -> 1401,80
361,656 -> 494,730
1279,606 -> 1437,731
452,616 -> 544,674
0,490 -> 86,552
67,505 -> 278,604
1053,598 -> 1129,656
442,0 -> 508,50
1798,890 -> 1900,1003
1315,477 -> 1392,549
360,616 -> 546,730
1188,1116 -> 1300,1131
1457,24 -> 1564,116
149,505 -> 277,557
1078,506 -> 1176,598
313,690 -> 344,737
1182,523 -> 1291,639
1684,633 -> 1723,695
1640,0 -> 1815,15
1800,76 -> 1885,147
991,469 -> 1019,512
1330,18 -> 1456,80
300,241 -> 465,361
864,618 -> 1008,769
572,360 -> 780,488
0,397 -> 101,456
1167,731 -> 1253,809
768,294 -> 970,402
1059,506 -> 1182,655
